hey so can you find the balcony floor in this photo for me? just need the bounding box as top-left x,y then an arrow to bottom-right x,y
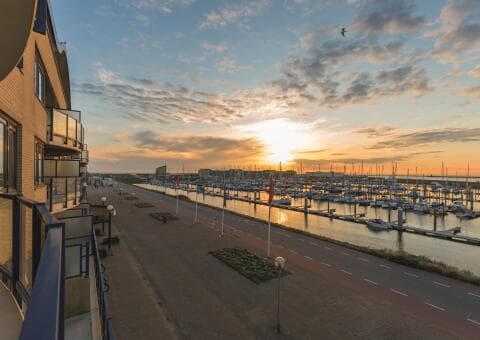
0,282 -> 22,339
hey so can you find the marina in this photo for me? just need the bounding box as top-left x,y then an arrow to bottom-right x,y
135,172 -> 480,275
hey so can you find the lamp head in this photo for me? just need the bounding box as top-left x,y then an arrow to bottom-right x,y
101,197 -> 107,202
275,256 -> 285,269
107,204 -> 114,211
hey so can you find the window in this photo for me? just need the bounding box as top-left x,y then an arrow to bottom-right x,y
0,119 -> 4,189
0,116 -> 17,192
35,59 -> 45,103
34,139 -> 44,185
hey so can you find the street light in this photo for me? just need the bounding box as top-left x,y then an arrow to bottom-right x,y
275,256 -> 285,334
107,204 -> 115,255
101,197 -> 107,235
82,182 -> 88,201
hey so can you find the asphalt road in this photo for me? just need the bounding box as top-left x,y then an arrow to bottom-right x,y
109,182 -> 480,337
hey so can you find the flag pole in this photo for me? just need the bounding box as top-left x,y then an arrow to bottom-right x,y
221,167 -> 226,236
195,189 -> 198,223
267,174 -> 274,257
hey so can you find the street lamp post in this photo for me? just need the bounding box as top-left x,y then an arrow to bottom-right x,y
101,196 -> 107,235
275,256 -> 285,334
82,182 -> 88,201
107,204 -> 115,255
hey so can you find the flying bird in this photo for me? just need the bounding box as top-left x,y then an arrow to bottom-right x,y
340,27 -> 347,37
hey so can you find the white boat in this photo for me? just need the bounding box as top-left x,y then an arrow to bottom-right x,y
366,219 -> 392,232
272,198 -> 291,206
413,201 -> 429,214
449,200 -> 466,213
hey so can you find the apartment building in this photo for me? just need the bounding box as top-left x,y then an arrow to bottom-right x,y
1,1 -> 112,339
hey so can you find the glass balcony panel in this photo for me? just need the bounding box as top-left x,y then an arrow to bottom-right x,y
0,197 -> 13,274
52,178 -> 66,205
56,160 -> 79,177
67,178 -> 76,201
67,116 -> 76,141
53,110 -> 67,138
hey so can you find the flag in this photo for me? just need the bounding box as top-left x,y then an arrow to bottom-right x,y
175,176 -> 180,188
268,175 -> 274,205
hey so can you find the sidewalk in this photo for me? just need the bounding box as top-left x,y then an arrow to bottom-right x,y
88,185 -> 458,339
89,189 -> 178,340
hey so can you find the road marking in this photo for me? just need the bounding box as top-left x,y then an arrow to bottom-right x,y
321,262 -> 331,267
467,318 -> 480,327
324,246 -> 333,251
298,238 -> 305,242
425,302 -> 445,312
390,289 -> 408,297
284,235 -> 293,238
304,255 -> 313,260
433,281 -> 451,288
363,278 -> 378,285
380,264 -> 391,270
255,236 -> 262,241
357,257 -> 369,262
468,292 -> 480,299
289,250 -> 298,255
341,252 -> 350,256
341,269 -> 352,275
309,242 -> 319,247
404,272 -> 419,278
238,230 -> 244,233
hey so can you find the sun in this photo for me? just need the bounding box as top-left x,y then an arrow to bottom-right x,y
238,118 -> 312,164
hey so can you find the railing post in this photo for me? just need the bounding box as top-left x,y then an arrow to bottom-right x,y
11,197 -> 21,305
32,206 -> 42,283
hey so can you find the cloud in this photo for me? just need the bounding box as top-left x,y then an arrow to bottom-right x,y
427,0 -> 480,65
120,0 -> 195,13
215,57 -> 248,73
460,86 -> 480,98
199,0 -> 271,29
368,128 -> 480,149
200,41 -> 229,53
73,66 -> 308,124
353,0 -> 426,35
469,65 -> 480,77
356,126 -> 398,138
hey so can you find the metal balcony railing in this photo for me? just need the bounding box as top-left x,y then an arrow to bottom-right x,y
0,194 -> 65,340
47,108 -> 84,151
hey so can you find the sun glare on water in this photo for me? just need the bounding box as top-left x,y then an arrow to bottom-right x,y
238,118 -> 312,164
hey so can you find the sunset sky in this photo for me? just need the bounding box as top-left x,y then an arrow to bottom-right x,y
51,0 -> 480,175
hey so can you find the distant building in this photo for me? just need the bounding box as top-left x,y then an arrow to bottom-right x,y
198,168 -> 211,178
155,165 -> 167,178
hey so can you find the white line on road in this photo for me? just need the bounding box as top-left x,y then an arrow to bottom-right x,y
341,269 -> 352,275
255,236 -> 262,241
284,235 -> 293,238
363,278 -> 378,285
390,289 -> 408,297
304,255 -> 313,260
309,242 -> 319,247
324,246 -> 333,251
298,238 -> 305,242
467,318 -> 480,327
289,250 -> 298,255
321,262 -> 331,267
357,257 -> 369,262
341,252 -> 350,256
425,302 -> 445,312
404,272 -> 419,278
468,292 -> 480,298
433,281 -> 451,288
380,264 -> 391,270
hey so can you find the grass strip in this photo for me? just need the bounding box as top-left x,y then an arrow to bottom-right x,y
210,247 -> 289,284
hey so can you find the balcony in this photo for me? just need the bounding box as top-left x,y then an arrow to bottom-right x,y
46,108 -> 84,155
0,194 -> 113,339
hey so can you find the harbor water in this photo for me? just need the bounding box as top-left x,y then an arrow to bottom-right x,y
136,183 -> 480,276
